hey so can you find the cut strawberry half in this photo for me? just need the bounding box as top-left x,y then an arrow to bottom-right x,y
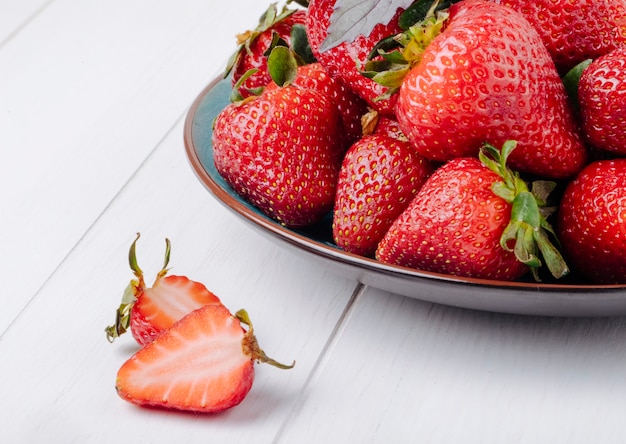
105,234 -> 223,346
115,305 -> 294,413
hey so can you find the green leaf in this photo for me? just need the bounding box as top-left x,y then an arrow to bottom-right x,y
370,65 -> 411,88
480,142 -> 570,281
398,0 -> 462,29
562,59 -> 592,112
230,68 -> 261,102
267,46 -> 299,87
291,24 -> 317,64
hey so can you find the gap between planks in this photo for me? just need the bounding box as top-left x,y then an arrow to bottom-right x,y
272,282 -> 367,444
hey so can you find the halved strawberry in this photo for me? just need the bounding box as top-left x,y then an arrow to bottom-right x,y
115,305 -> 294,413
105,234 -> 223,346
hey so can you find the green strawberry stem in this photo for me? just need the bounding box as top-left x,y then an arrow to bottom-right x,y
236,309 -> 295,369
360,0 -> 449,99
105,233 -> 170,342
479,141 -> 569,281
224,3 -> 298,78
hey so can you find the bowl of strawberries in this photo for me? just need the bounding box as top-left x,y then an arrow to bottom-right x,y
185,0 -> 626,316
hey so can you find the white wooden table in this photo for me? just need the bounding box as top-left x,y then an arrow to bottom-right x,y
2,1 -> 626,442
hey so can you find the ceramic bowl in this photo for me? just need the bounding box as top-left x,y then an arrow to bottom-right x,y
184,77 -> 626,317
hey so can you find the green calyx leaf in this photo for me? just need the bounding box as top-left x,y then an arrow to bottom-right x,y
105,233 -> 172,342
230,68 -> 263,102
290,23 -> 317,65
361,1 -> 449,93
398,0 -> 462,29
104,281 -> 138,343
267,45 -> 300,87
479,142 -> 569,281
562,59 -> 593,114
224,3 -> 299,78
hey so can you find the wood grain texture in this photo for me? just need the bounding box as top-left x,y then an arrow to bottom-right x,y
0,115 -> 358,442
0,0 -> 269,331
2,1 -> 626,443
278,287 -> 626,443
0,0 -> 51,46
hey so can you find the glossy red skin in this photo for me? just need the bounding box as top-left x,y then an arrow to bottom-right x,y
557,159 -> 626,284
376,157 -> 528,281
372,116 -> 409,141
333,134 -> 434,257
395,0 -> 587,180
130,275 -> 223,346
306,0 -> 404,116
491,0 -> 626,75
578,46 -> 626,156
212,86 -> 343,227
265,62 -> 368,147
232,10 -> 307,96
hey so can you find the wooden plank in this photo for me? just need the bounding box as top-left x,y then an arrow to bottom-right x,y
0,0 -> 269,331
0,0 -> 51,46
0,115 -> 359,442
277,286 -> 626,443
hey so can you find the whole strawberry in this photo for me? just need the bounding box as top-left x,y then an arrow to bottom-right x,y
116,305 -> 294,413
577,45 -> 626,156
225,4 -> 310,97
265,60 -> 368,147
394,0 -> 587,179
105,234 -> 223,346
490,0 -> 626,75
333,134 -> 433,257
557,159 -> 626,284
305,0 -> 405,115
212,82 -> 343,227
376,141 -> 568,281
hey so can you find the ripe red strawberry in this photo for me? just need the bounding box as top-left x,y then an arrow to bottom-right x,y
225,5 -> 309,97
265,61 -> 368,146
376,141 -> 568,281
116,305 -> 294,413
577,45 -> 626,156
557,159 -> 626,284
105,234 -> 223,346
305,0 -> 405,115
333,134 -> 433,257
212,82 -> 344,227
394,0 -> 587,179
490,0 -> 626,75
